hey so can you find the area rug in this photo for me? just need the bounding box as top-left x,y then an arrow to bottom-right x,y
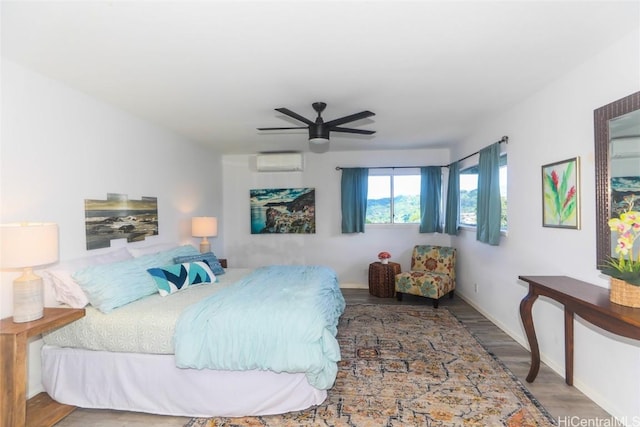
184,304 -> 555,426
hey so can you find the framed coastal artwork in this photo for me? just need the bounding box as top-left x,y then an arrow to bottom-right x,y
541,157 -> 580,229
84,193 -> 158,249
611,176 -> 640,217
250,188 -> 316,234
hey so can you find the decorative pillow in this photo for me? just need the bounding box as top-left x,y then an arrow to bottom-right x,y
173,251 -> 225,275
147,261 -> 215,296
73,245 -> 200,313
43,247 -> 134,308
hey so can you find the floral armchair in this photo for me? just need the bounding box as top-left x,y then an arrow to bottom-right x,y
395,245 -> 457,308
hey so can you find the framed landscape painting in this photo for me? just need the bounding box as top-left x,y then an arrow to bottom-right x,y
250,188 -> 315,234
84,193 -> 158,249
542,157 -> 580,229
611,176 -> 640,217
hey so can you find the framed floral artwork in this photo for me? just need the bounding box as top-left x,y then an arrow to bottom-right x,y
542,157 -> 580,229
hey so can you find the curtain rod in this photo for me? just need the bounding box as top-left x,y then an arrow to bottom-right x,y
453,136 -> 508,165
334,136 -> 508,171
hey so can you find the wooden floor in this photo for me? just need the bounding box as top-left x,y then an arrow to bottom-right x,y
54,289 -> 611,426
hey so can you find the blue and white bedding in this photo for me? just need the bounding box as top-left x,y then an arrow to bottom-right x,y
174,265 -> 346,390
42,268 -> 253,353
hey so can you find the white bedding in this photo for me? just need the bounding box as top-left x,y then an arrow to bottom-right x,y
42,268 -> 252,354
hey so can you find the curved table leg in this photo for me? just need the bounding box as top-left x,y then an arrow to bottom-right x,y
519,286 -> 540,383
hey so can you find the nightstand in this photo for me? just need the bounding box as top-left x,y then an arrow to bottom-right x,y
1,307 -> 85,427
368,261 -> 402,297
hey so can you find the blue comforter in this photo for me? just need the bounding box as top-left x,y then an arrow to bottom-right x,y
174,265 -> 346,389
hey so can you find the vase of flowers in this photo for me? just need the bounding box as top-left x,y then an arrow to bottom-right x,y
378,251 -> 391,265
603,196 -> 640,307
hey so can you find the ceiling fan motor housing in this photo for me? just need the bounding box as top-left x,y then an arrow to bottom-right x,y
309,124 -> 330,140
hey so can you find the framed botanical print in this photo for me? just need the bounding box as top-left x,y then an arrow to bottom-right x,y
542,157 -> 580,229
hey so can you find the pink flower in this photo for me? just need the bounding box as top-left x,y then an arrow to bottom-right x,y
378,251 -> 391,260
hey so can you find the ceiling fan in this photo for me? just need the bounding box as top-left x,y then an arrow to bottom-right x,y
257,102 -> 375,146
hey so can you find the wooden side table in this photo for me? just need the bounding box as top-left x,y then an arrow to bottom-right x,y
1,307 -> 85,427
368,261 -> 401,297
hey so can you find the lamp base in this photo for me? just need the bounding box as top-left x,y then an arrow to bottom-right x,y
199,241 -> 211,254
13,269 -> 44,323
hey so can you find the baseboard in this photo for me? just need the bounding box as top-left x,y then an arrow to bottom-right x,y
340,283 -> 368,289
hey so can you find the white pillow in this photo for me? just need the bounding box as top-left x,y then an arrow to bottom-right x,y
44,248 -> 134,308
127,242 -> 179,258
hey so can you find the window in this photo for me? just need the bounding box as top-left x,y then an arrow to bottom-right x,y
459,155 -> 508,230
366,170 -> 421,224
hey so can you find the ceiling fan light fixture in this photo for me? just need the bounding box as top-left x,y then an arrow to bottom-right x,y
309,137 -> 330,145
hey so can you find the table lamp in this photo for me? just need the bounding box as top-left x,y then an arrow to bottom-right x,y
0,222 -> 59,323
191,217 -> 217,253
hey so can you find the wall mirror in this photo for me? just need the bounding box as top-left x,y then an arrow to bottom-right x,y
595,91 -> 640,269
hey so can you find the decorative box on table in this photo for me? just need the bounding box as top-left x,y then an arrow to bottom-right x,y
368,261 -> 401,298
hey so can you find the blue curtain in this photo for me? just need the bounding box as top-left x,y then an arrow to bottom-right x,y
444,161 -> 460,235
341,168 -> 369,233
419,166 -> 442,233
476,143 -> 501,245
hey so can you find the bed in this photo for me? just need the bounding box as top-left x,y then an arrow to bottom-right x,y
41,245 -> 345,417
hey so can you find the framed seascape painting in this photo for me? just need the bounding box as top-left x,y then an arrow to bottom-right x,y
541,157 -> 580,229
250,188 -> 316,234
84,193 -> 159,249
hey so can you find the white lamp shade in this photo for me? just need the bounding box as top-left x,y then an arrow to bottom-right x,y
191,217 -> 218,237
0,222 -> 59,268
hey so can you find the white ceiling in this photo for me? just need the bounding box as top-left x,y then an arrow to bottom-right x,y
2,1 -> 638,154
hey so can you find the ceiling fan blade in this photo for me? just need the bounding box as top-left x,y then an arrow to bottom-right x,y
331,127 -> 376,135
325,110 -> 375,127
257,126 -> 308,130
274,108 -> 314,125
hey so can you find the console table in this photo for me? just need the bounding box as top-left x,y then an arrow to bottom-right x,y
519,275 -> 640,385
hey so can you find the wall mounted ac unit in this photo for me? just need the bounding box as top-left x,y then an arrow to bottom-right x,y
256,152 -> 304,172
611,137 -> 640,159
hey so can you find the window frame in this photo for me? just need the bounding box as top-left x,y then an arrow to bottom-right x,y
366,168 -> 422,226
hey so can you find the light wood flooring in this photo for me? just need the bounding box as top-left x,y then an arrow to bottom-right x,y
53,289 -> 611,426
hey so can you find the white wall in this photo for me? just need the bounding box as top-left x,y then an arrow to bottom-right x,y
453,28 -> 640,420
222,149 -> 452,287
0,59 -> 224,396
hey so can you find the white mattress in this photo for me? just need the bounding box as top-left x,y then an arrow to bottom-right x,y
42,344 -> 327,417
43,268 -> 253,354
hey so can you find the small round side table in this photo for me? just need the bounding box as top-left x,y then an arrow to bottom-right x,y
368,261 -> 401,297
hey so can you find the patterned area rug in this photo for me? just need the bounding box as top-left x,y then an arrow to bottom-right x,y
184,304 -> 554,426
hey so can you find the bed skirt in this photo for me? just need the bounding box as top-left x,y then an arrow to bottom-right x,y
41,345 -> 327,417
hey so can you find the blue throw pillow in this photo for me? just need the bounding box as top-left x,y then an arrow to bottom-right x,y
147,261 -> 215,296
173,251 -> 225,275
73,245 -> 200,312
